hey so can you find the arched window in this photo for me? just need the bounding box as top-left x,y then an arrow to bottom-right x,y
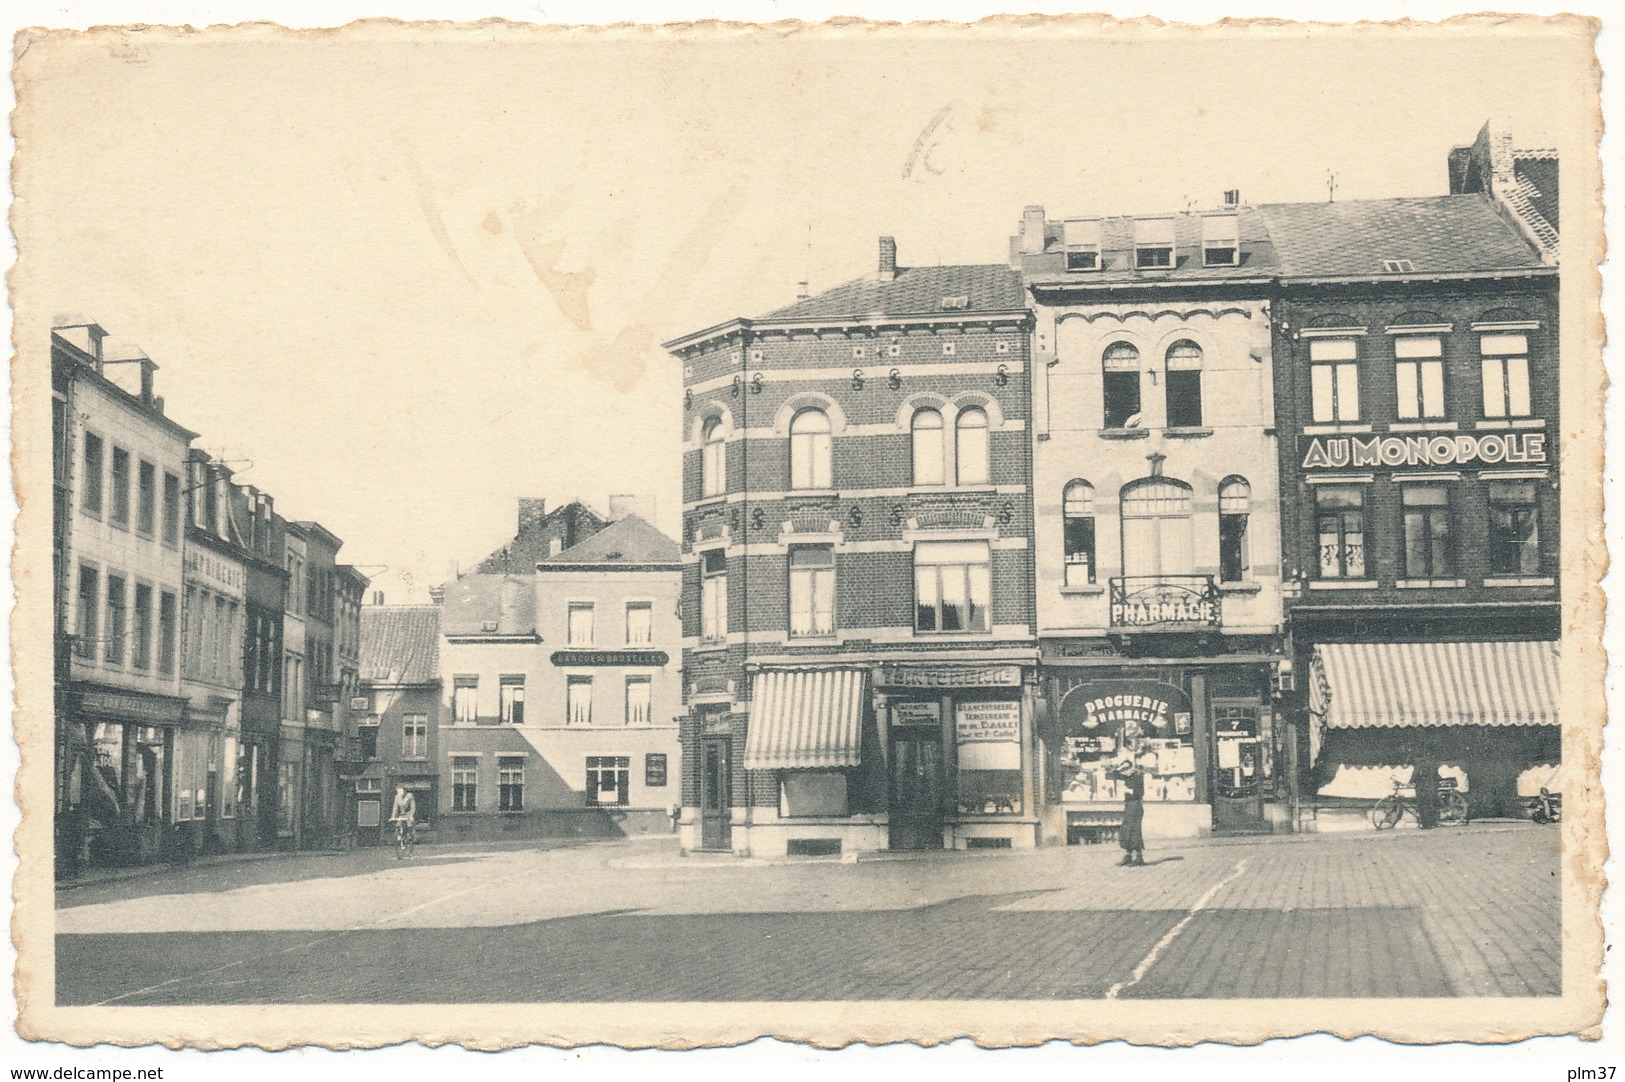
1218,477 -> 1251,582
1120,478 -> 1194,578
911,408 -> 945,486
701,418 -> 725,498
1165,340 -> 1204,428
1102,342 -> 1142,429
955,406 -> 990,485
1063,480 -> 1096,586
789,408 -> 832,490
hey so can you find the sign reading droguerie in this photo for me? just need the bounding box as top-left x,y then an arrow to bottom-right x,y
1059,679 -> 1193,738
1299,431 -> 1548,471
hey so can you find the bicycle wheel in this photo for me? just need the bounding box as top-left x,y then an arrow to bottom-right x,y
1441,791 -> 1469,824
1371,796 -> 1403,829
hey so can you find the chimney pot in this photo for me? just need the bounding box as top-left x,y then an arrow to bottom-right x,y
878,236 -> 898,279
1223,189 -> 1241,207
428,584 -> 445,605
796,280 -> 810,301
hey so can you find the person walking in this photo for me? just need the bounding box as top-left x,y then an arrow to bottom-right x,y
1117,759 -> 1146,866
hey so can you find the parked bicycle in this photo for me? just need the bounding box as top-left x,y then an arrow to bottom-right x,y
391,816 -> 416,859
1370,776 -> 1468,829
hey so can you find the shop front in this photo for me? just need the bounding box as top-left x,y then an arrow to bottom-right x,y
71,685 -> 187,867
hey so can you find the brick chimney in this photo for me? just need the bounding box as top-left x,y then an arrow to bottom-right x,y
1020,206 -> 1048,255
878,236 -> 898,281
517,498 -> 548,535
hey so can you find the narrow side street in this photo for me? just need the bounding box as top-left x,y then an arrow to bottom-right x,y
57,825 -> 1560,1004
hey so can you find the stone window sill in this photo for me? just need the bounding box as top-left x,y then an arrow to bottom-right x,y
1059,584 -> 1105,597
1483,576 -> 1555,587
1099,428 -> 1151,441
1308,579 -> 1378,590
1164,427 -> 1214,439
1395,579 -> 1467,589
1217,581 -> 1262,594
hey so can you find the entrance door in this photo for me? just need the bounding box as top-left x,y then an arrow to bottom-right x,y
1211,702 -> 1270,834
699,736 -> 732,851
889,732 -> 944,850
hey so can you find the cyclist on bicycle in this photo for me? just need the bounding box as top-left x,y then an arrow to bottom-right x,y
388,785 -> 417,849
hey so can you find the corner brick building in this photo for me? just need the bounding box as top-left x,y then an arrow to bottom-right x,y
664,239 -> 1039,855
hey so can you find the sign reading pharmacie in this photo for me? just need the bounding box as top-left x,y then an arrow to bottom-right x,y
1300,430 -> 1548,471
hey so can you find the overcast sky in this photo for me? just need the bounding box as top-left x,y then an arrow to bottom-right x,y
16,19 -> 1592,602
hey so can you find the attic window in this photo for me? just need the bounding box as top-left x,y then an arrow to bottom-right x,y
940,295 -> 970,310
1063,219 -> 1102,271
1202,215 -> 1240,267
604,550 -> 625,561
1134,218 -> 1176,269
1383,259 -> 1416,274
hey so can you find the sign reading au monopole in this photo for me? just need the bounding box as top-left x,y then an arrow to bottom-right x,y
1299,431 -> 1548,471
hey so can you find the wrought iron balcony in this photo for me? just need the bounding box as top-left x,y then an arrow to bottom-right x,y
1109,575 -> 1221,628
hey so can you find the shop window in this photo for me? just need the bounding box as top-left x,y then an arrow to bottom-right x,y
451,756 -> 478,811
1395,335 -> 1446,419
780,772 -> 849,817
955,700 -> 1022,815
567,675 -> 594,725
1218,477 -> 1251,583
1062,481 -> 1096,586
104,574 -> 127,666
701,417 -> 726,497
1164,340 -> 1204,428
911,407 -> 945,486
1309,338 -> 1360,422
700,548 -> 727,644
1480,333 -> 1532,418
453,675 -> 478,723
955,407 -> 990,485
109,447 -> 131,528
81,432 -> 104,517
1401,484 -> 1455,579
136,460 -> 157,537
645,753 -> 668,787
913,540 -> 991,634
1120,478 -> 1194,578
625,601 -> 653,645
586,756 -> 630,807
1212,702 -> 1271,799
499,675 -> 526,724
789,408 -> 832,490
625,676 -> 652,725
498,757 -> 525,812
402,713 -> 428,758
76,564 -> 100,658
1314,484 -> 1367,579
1102,342 -> 1142,429
1488,480 -> 1542,576
567,602 -> 595,646
789,545 -> 835,638
1060,683 -> 1197,805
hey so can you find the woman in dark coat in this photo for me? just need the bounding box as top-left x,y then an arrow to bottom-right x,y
1118,759 -> 1146,866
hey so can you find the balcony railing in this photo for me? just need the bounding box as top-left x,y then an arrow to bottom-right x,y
1109,575 -> 1221,628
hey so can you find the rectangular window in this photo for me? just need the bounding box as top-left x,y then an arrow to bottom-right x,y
358,719 -> 379,761
1309,338 -> 1360,422
625,676 -> 652,726
645,752 -> 668,788
1219,486 -> 1251,584
158,590 -> 178,675
624,601 -> 653,645
567,675 -> 594,725
788,545 -> 836,637
1134,217 -> 1175,269
453,676 -> 478,723
402,713 -> 428,758
136,460 -> 157,536
1488,480 -> 1542,576
1063,218 -> 1101,271
1166,370 -> 1203,428
162,472 -> 181,547
780,772 -> 850,817
499,675 -> 526,724
1102,346 -> 1142,429
452,756 -> 481,811
213,595 -> 227,683
1481,333 -> 1532,418
1314,485 -> 1367,579
81,432 -> 104,517
914,540 -> 992,633
132,583 -> 153,670
1402,484 -> 1455,579
277,762 -> 297,834
1063,486 -> 1096,586
76,565 -> 100,658
104,574 -> 127,665
498,757 -> 525,812
585,756 -> 630,807
109,446 -> 131,528
1394,335 -> 1446,419
567,602 -> 595,646
700,549 -> 727,644
1201,214 -> 1240,267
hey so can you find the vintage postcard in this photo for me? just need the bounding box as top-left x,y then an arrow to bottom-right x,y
9,13 -> 1607,1051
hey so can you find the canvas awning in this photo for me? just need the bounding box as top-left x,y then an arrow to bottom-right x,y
1314,642 -> 1559,729
744,669 -> 868,770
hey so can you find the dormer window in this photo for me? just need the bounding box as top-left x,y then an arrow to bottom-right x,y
1063,219 -> 1102,271
939,295 -> 970,310
1134,218 -> 1176,269
1202,215 -> 1240,267
1383,259 -> 1416,274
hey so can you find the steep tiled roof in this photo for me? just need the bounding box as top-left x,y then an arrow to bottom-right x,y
359,605 -> 440,685
441,575 -> 538,638
760,264 -> 1025,321
1258,195 -> 1544,279
541,514 -> 680,567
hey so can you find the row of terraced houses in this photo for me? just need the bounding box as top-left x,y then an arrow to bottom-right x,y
663,121 -> 1564,855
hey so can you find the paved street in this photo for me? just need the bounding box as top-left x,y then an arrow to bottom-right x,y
56,824 -> 1560,1004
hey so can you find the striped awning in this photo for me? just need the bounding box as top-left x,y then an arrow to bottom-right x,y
744,669 -> 869,770
1315,642 -> 1560,729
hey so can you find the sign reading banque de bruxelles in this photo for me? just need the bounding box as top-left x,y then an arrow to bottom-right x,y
1299,431 -> 1549,471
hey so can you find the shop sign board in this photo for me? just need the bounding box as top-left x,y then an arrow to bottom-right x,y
955,701 -> 1021,773
552,650 -> 670,667
891,701 -> 941,727
1059,679 -> 1193,740
76,688 -> 185,725
1299,431 -> 1548,471
878,664 -> 1022,688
